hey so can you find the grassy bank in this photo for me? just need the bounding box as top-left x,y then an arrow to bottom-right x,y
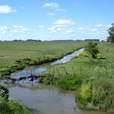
39,42 -> 114,112
0,41 -> 87,113
76,42 -> 114,112
0,41 -> 87,76
0,85 -> 30,114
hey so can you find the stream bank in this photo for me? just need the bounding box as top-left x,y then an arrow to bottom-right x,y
0,48 -> 110,114
0,47 -> 83,77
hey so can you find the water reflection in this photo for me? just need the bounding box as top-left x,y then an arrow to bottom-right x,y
52,48 -> 84,65
10,48 -> 84,78
0,48 -> 109,114
7,83 -> 108,114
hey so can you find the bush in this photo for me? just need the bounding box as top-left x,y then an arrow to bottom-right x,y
0,89 -> 29,114
0,85 -> 9,94
74,55 -> 78,58
85,41 -> 99,58
78,51 -> 88,57
79,83 -> 91,100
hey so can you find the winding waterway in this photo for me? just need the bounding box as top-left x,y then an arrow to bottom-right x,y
0,48 -> 108,114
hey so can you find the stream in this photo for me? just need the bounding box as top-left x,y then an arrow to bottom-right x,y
0,48 -> 108,114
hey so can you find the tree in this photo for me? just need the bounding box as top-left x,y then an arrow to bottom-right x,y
107,23 -> 114,43
85,41 -> 99,58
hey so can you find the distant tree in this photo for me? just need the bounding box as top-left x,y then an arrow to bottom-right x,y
107,23 -> 114,43
85,41 -> 99,58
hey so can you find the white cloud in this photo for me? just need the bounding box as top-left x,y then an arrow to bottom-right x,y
53,19 -> 76,27
46,13 -> 55,16
11,25 -> 29,33
10,28 -> 29,33
88,29 -> 97,32
95,24 -> 111,28
0,26 -> 9,31
65,29 -> 75,34
55,24 -> 67,27
39,25 -> 44,28
13,25 -> 24,28
97,32 -> 104,35
47,27 -> 65,34
0,5 -> 17,13
10,29 -> 19,33
20,28 -> 29,33
54,9 -> 66,12
47,26 -> 55,30
2,31 -> 7,34
43,3 -> 59,8
77,27 -> 84,30
86,27 -> 89,29
51,30 -> 57,33
57,28 -> 62,31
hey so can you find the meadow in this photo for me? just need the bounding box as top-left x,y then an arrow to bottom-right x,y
39,42 -> 114,112
0,41 -> 87,114
0,41 -> 87,76
1,41 -> 114,113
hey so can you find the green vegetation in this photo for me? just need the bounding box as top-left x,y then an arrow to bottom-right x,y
0,41 -> 87,113
76,68 -> 114,112
0,85 -> 29,114
0,41 -> 87,76
39,42 -> 114,112
1,41 -> 114,112
38,76 -> 83,90
107,23 -> 114,43
85,41 -> 99,58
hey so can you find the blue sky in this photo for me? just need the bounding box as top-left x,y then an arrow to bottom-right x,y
0,0 -> 114,41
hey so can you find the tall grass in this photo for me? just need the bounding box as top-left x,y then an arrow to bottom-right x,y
38,76 -> 83,90
40,42 -> 114,112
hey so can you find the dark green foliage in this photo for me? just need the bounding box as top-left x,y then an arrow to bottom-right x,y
56,76 -> 82,90
91,92 -> 105,106
38,77 -> 58,85
107,23 -> 114,43
37,77 -> 44,83
0,85 -> 9,94
76,93 -> 88,108
85,41 -> 99,58
38,76 -> 83,90
0,86 -> 29,114
0,98 -> 29,114
0,85 -> 9,100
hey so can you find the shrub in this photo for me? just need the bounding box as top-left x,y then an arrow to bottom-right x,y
0,85 -> 9,94
0,89 -> 29,114
78,51 -> 88,57
74,55 -> 78,58
85,41 -> 99,58
46,55 -> 52,61
79,83 -> 91,100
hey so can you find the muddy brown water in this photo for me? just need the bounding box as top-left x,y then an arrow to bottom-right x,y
0,48 -> 109,114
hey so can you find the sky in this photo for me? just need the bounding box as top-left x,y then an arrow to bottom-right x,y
0,0 -> 114,41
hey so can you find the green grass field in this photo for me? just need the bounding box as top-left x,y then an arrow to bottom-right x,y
1,41 -> 114,112
0,41 -> 87,74
0,41 -> 87,113
41,42 -> 114,77
40,42 -> 114,112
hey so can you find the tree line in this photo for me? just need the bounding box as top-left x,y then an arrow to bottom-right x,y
107,23 -> 114,43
